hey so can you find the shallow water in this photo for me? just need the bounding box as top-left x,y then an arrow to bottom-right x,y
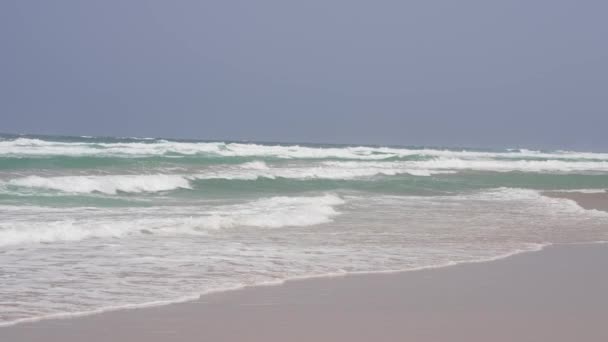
1,134 -> 608,325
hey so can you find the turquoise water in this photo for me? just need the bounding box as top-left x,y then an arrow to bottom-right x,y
2,134 -> 608,201
1,134 -> 608,326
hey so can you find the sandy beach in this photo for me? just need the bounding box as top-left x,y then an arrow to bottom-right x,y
2,243 -> 607,342
2,192 -> 607,341
2,225 -> 607,341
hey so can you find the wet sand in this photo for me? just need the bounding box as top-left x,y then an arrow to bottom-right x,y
2,192 -> 608,342
544,190 -> 608,211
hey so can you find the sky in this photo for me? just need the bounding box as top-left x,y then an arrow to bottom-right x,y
1,0 -> 607,149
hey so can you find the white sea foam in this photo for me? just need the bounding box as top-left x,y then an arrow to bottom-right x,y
551,189 -> 608,194
8,175 -> 192,194
194,166 -> 448,181
3,135 -> 608,328
0,194 -> 345,246
1,187 -> 607,327
463,187 -> 608,218
412,158 -> 608,173
321,159 -> 608,174
3,138 -> 608,163
4,157 -> 606,197
0,241 -> 550,329
239,160 -> 270,170
0,164 -> 445,196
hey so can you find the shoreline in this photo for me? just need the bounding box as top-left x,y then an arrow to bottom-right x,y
4,189 -> 605,329
2,243 -> 608,341
0,241 -> 550,329
2,190 -> 607,341
544,190 -> 608,211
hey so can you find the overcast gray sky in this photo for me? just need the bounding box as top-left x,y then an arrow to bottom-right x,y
1,1 -> 607,149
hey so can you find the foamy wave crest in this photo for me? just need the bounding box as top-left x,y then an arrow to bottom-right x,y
8,175 -> 192,194
0,138 -> 225,157
322,158 -> 608,174
4,156 -> 607,197
192,160 -> 452,181
414,158 -> 608,173
0,219 -> 130,246
550,189 -> 608,194
202,194 -> 345,229
468,187 -> 608,218
1,165 -> 437,196
318,161 -> 455,178
4,137 -> 608,162
239,160 -> 269,170
1,138 -> 387,159
195,167 -> 445,181
0,194 -> 345,246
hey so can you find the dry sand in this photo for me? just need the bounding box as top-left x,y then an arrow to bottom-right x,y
2,192 -> 608,342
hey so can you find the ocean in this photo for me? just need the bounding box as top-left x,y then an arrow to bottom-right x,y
1,134 -> 607,326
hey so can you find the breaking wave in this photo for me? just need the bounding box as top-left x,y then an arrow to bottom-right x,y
7,175 -> 192,194
3,137 -> 608,162
0,194 -> 345,246
5,157 -> 608,196
2,135 -> 608,328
